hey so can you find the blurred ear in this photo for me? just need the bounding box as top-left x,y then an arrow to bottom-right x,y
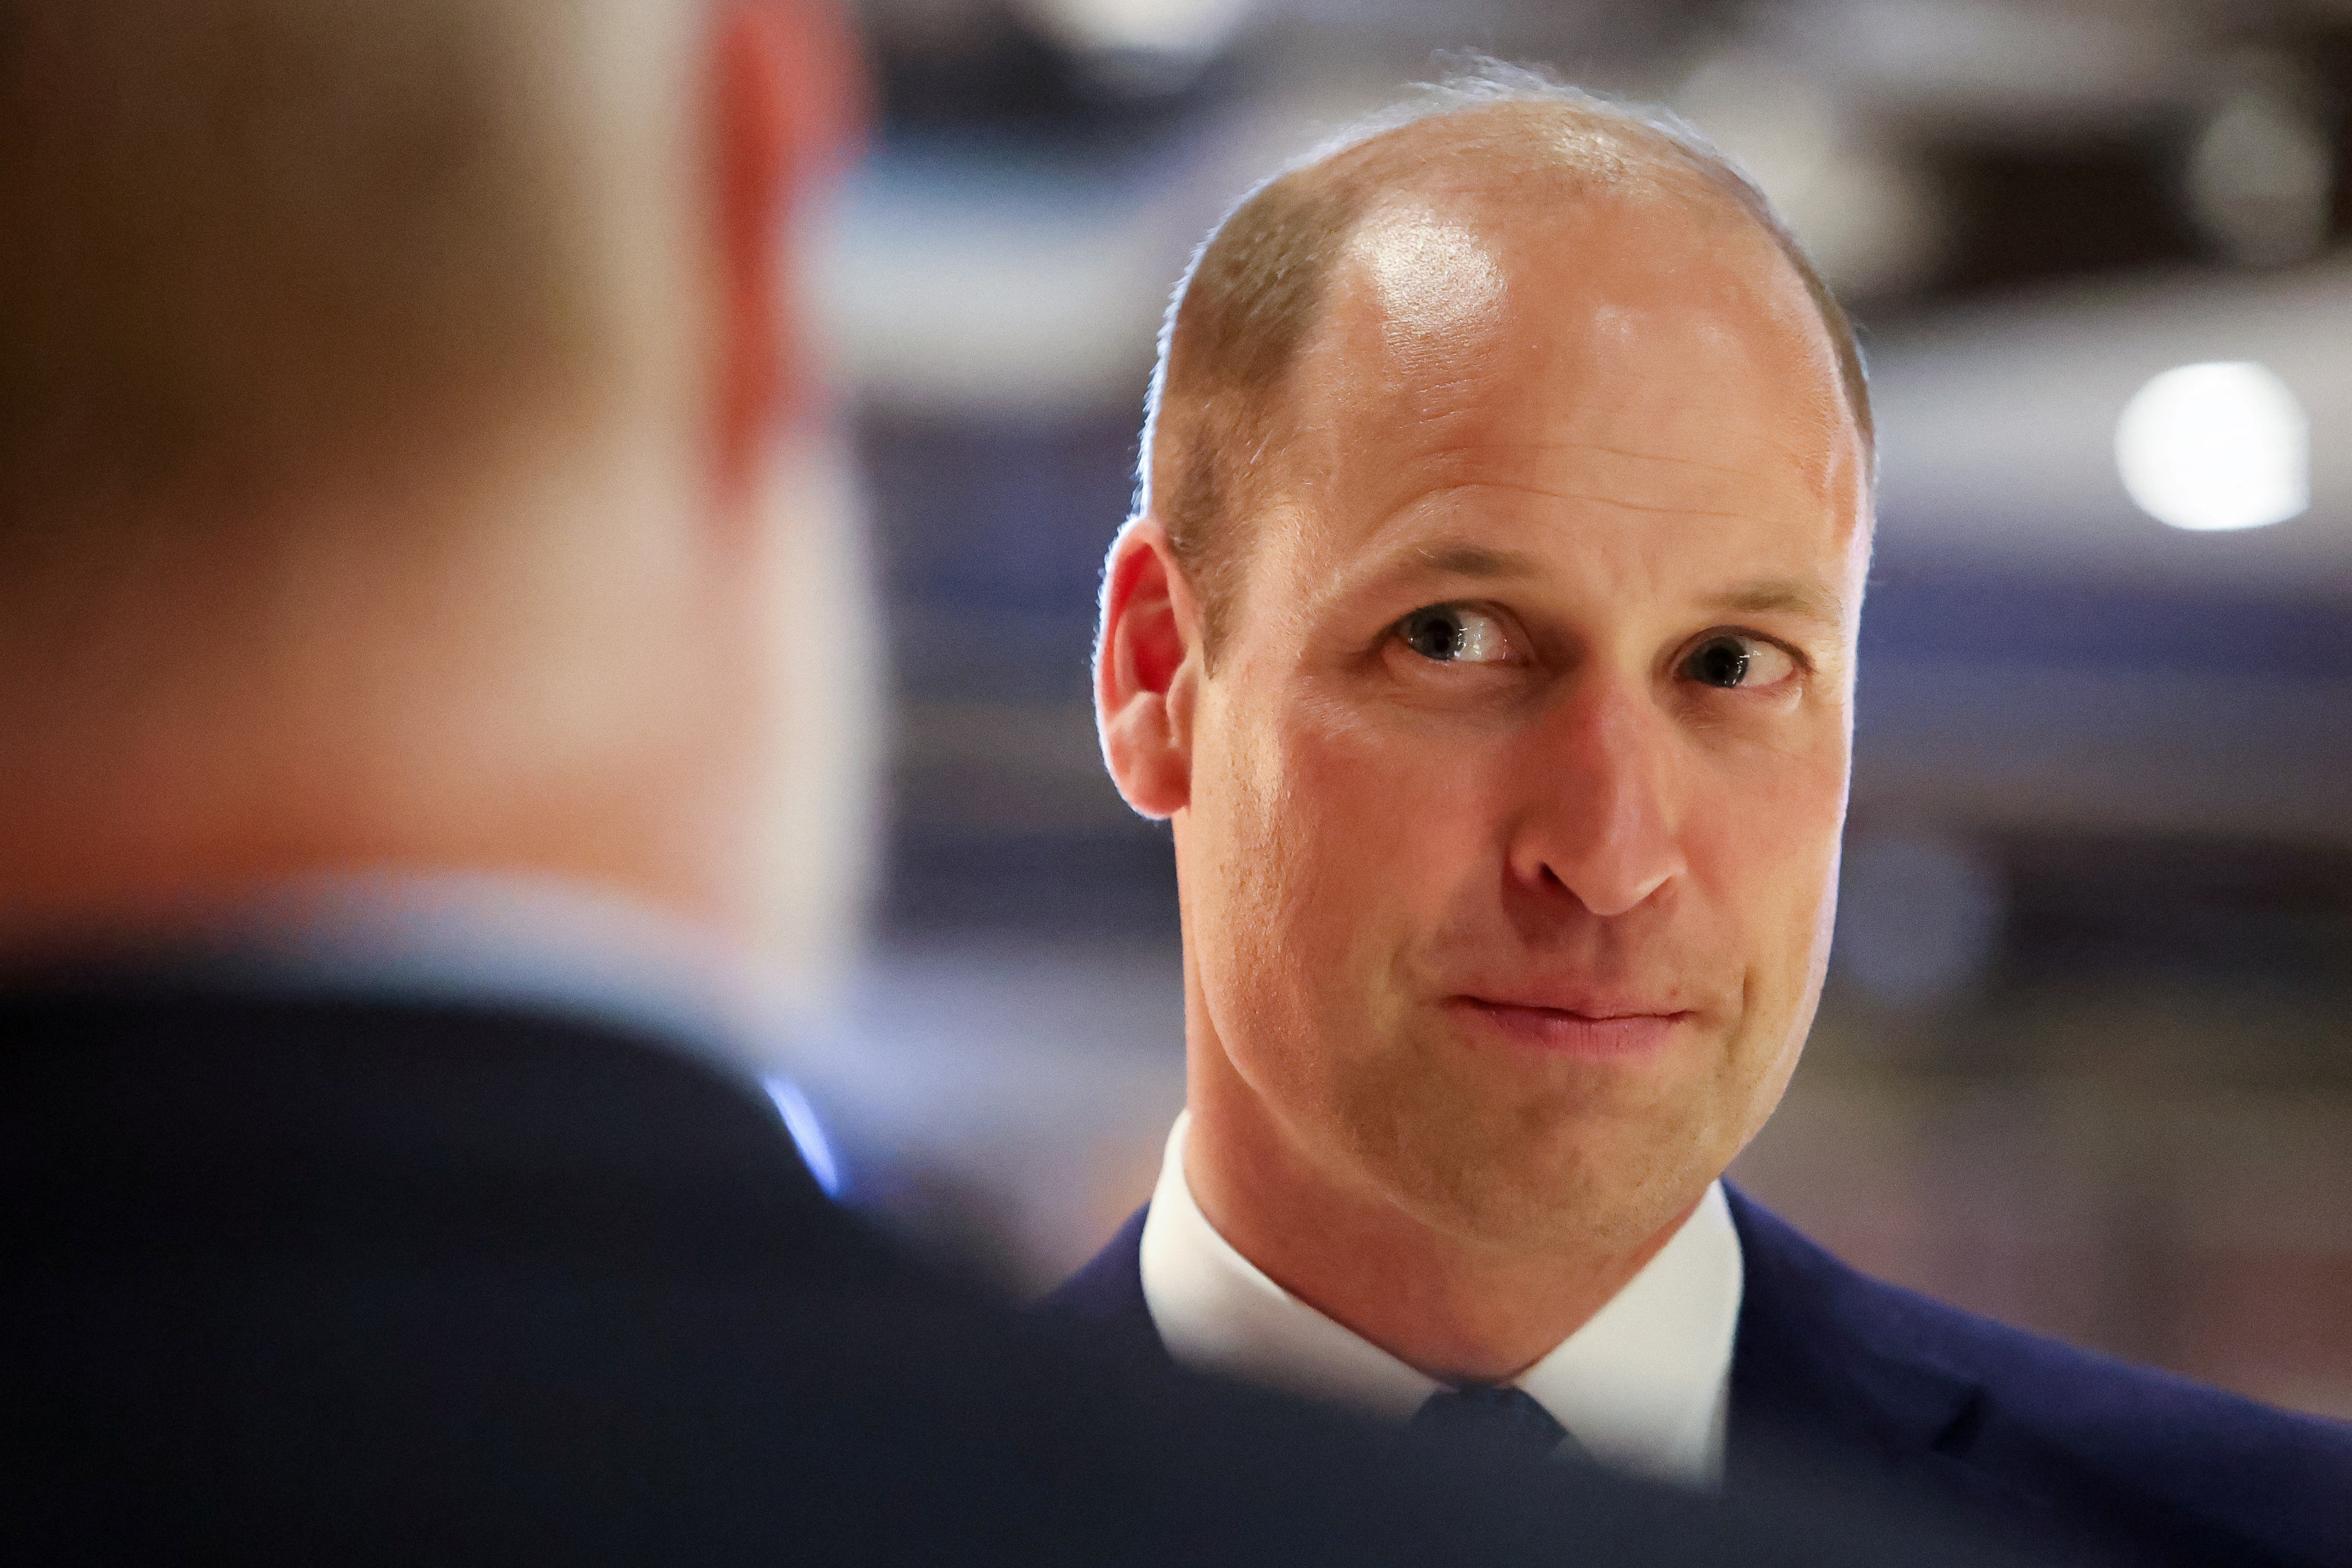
709,0 -> 865,497
1096,519 -> 1202,819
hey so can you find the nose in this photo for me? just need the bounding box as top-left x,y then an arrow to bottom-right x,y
1505,677 -> 1686,919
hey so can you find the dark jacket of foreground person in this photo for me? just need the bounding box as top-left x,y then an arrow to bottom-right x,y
1045,1197 -> 2352,1568
1,976 -> 2043,1568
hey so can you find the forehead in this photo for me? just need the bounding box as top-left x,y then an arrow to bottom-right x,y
1261,179 -> 1866,595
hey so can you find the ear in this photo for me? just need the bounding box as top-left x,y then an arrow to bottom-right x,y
1096,518 -> 1204,819
708,0 -> 865,498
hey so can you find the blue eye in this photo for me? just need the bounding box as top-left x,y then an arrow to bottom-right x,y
1397,605 -> 1511,664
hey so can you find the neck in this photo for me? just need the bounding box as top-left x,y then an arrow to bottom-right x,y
1181,1022 -> 1698,1385
0,458 -> 750,955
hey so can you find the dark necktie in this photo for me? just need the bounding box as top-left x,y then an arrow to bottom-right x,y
1410,1384 -> 1584,1459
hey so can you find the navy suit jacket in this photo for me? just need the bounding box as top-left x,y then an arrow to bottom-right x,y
1039,1188 -> 2352,1568
7,980 -> 2020,1568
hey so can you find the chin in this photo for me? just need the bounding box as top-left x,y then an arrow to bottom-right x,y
1362,1106 -> 1721,1257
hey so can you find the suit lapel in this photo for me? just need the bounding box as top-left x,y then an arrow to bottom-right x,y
1722,1189 -> 2064,1530
1725,1191 -> 1978,1470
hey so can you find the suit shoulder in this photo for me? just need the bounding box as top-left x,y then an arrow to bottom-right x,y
1730,1188 -> 2352,1508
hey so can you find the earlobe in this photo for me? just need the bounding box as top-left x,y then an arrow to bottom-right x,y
1095,520 -> 1199,820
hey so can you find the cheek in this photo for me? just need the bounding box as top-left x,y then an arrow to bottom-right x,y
1279,696 -> 1495,940
1683,733 -> 1848,1008
1188,690 -> 1471,1063
1183,692 -> 1328,1043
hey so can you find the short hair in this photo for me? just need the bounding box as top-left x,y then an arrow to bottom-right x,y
0,0 -> 693,571
1136,61 -> 1874,654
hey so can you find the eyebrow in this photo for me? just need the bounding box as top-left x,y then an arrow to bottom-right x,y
1707,578 -> 1848,628
1357,544 -> 1850,630
1403,542 -> 1545,580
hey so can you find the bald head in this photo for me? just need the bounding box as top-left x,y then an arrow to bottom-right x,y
1142,77 -> 1871,652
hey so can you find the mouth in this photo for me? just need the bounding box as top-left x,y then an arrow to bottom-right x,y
1445,996 -> 1695,1058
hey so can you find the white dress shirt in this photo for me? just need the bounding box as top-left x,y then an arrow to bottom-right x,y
1138,1111 -> 1743,1487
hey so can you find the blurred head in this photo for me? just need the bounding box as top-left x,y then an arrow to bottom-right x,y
1097,76 -> 1873,1259
0,0 -> 863,951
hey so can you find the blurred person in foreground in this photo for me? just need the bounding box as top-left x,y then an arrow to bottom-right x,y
1044,65 -> 2352,1568
0,6 -> 2032,1565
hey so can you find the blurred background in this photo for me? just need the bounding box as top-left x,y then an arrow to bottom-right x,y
771,0 -> 2352,1422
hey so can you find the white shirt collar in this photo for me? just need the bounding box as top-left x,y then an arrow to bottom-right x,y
1137,1110 -> 1743,1488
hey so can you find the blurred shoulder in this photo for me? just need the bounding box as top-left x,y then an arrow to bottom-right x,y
1037,1204 -> 1150,1317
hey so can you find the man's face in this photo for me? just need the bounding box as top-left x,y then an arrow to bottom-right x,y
1174,186 -> 1870,1256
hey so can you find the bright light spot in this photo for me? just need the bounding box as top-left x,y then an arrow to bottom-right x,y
765,1076 -> 844,1198
1023,0 -> 1253,78
2115,362 -> 2308,532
